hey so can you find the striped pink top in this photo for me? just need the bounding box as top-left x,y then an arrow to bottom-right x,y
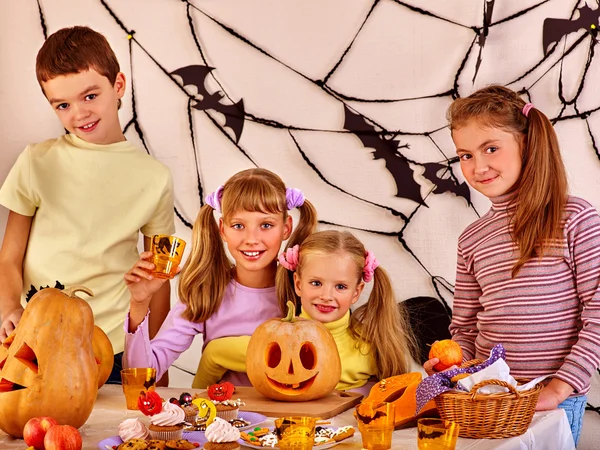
450,194 -> 600,394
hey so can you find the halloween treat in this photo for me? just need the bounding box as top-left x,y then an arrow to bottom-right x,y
246,302 -> 341,401
166,439 -> 199,449
428,340 -> 463,371
0,286 -> 98,438
148,401 -> 185,440
207,383 -> 244,421
203,417 -> 241,450
361,373 -> 438,428
117,439 -> 149,450
239,426 -> 355,447
118,418 -> 149,441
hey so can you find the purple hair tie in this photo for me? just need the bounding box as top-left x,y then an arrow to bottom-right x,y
205,185 -> 224,212
522,103 -> 534,117
286,188 -> 305,210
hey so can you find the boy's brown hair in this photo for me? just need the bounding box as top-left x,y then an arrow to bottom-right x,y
36,26 -> 120,86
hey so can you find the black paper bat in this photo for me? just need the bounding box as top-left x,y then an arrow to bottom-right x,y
171,65 -> 245,142
343,106 -> 425,206
422,162 -> 472,205
25,280 -> 65,302
543,5 -> 600,55
472,0 -> 495,83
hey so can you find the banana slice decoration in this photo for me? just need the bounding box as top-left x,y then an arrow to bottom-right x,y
192,397 -> 217,425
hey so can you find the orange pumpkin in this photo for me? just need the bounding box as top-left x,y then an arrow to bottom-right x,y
429,339 -> 463,371
361,373 -> 438,428
246,302 -> 341,401
0,286 -> 99,437
92,326 -> 114,388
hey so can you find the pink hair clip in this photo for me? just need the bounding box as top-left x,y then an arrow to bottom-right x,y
279,245 -> 299,271
363,250 -> 379,283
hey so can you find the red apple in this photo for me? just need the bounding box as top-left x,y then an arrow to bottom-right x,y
43,425 -> 82,450
23,416 -> 59,449
429,339 -> 463,371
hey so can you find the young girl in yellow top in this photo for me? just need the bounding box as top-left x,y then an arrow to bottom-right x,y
194,230 -> 416,394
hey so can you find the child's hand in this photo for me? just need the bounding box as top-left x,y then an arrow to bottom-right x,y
423,357 -> 441,376
124,252 -> 169,305
535,379 -> 574,411
0,306 -> 23,341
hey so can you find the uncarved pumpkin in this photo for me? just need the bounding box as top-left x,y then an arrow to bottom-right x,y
362,373 -> 438,428
0,286 -> 99,437
92,326 -> 114,388
246,302 -> 341,401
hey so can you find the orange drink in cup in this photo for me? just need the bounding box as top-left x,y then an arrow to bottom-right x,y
417,418 -> 459,450
120,368 -> 157,410
151,235 -> 186,279
274,417 -> 317,450
355,402 -> 395,450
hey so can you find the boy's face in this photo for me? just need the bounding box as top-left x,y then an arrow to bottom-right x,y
42,69 -> 126,145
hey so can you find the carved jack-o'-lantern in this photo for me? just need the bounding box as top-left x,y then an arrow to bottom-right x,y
0,286 -> 99,437
246,302 -> 341,401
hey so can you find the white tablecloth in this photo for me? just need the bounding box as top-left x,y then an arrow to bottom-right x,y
0,385 -> 575,450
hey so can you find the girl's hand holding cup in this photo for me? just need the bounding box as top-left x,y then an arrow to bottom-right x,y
124,251 -> 168,305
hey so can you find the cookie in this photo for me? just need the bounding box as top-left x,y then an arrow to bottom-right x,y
333,426 -> 355,442
117,439 -> 148,450
166,439 -> 197,449
146,441 -> 167,450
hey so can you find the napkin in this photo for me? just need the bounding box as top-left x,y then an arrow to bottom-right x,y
456,359 -> 549,394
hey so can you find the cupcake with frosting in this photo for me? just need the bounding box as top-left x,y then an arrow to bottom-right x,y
213,398 -> 244,421
148,401 -> 186,440
118,418 -> 149,442
203,417 -> 241,450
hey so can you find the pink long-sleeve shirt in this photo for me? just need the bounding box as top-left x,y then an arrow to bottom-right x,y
124,279 -> 281,384
450,195 -> 600,395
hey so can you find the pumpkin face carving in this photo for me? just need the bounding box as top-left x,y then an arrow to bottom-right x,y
0,286 -> 99,437
246,302 -> 341,401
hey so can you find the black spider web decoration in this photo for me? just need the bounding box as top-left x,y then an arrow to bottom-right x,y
32,0 -> 600,408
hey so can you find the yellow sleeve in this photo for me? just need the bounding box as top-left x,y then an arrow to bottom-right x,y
192,335 -> 251,389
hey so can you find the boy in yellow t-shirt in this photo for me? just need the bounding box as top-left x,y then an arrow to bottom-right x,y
0,26 -> 175,384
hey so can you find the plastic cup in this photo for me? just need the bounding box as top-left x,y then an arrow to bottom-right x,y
151,235 -> 186,279
274,416 -> 317,450
355,402 -> 395,450
120,368 -> 157,410
417,418 -> 459,450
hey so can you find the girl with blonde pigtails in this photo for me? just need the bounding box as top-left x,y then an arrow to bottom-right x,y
123,168 -> 317,386
196,229 -> 417,394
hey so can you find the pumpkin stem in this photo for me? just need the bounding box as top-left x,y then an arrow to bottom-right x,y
282,301 -> 296,322
62,285 -> 94,298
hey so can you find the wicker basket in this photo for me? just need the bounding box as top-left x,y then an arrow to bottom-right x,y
434,364 -> 543,439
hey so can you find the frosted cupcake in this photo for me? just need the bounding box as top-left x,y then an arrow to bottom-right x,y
203,417 -> 241,450
213,398 -> 244,421
118,418 -> 149,442
148,401 -> 185,440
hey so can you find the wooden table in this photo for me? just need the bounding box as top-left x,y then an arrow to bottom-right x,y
0,385 -> 575,450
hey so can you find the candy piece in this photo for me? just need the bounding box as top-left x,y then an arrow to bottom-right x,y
207,382 -> 235,401
180,392 -> 193,406
137,391 -> 163,416
191,397 -> 216,426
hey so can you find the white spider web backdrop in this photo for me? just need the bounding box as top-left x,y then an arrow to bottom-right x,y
0,0 -> 599,444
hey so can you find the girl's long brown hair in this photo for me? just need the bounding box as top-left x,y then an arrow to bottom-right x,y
179,168 -> 317,322
277,230 -> 417,378
447,85 -> 568,276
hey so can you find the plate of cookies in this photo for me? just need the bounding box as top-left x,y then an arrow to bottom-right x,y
99,436 -> 203,450
239,425 -> 356,450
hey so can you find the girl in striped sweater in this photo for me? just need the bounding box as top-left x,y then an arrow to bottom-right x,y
425,85 -> 600,446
